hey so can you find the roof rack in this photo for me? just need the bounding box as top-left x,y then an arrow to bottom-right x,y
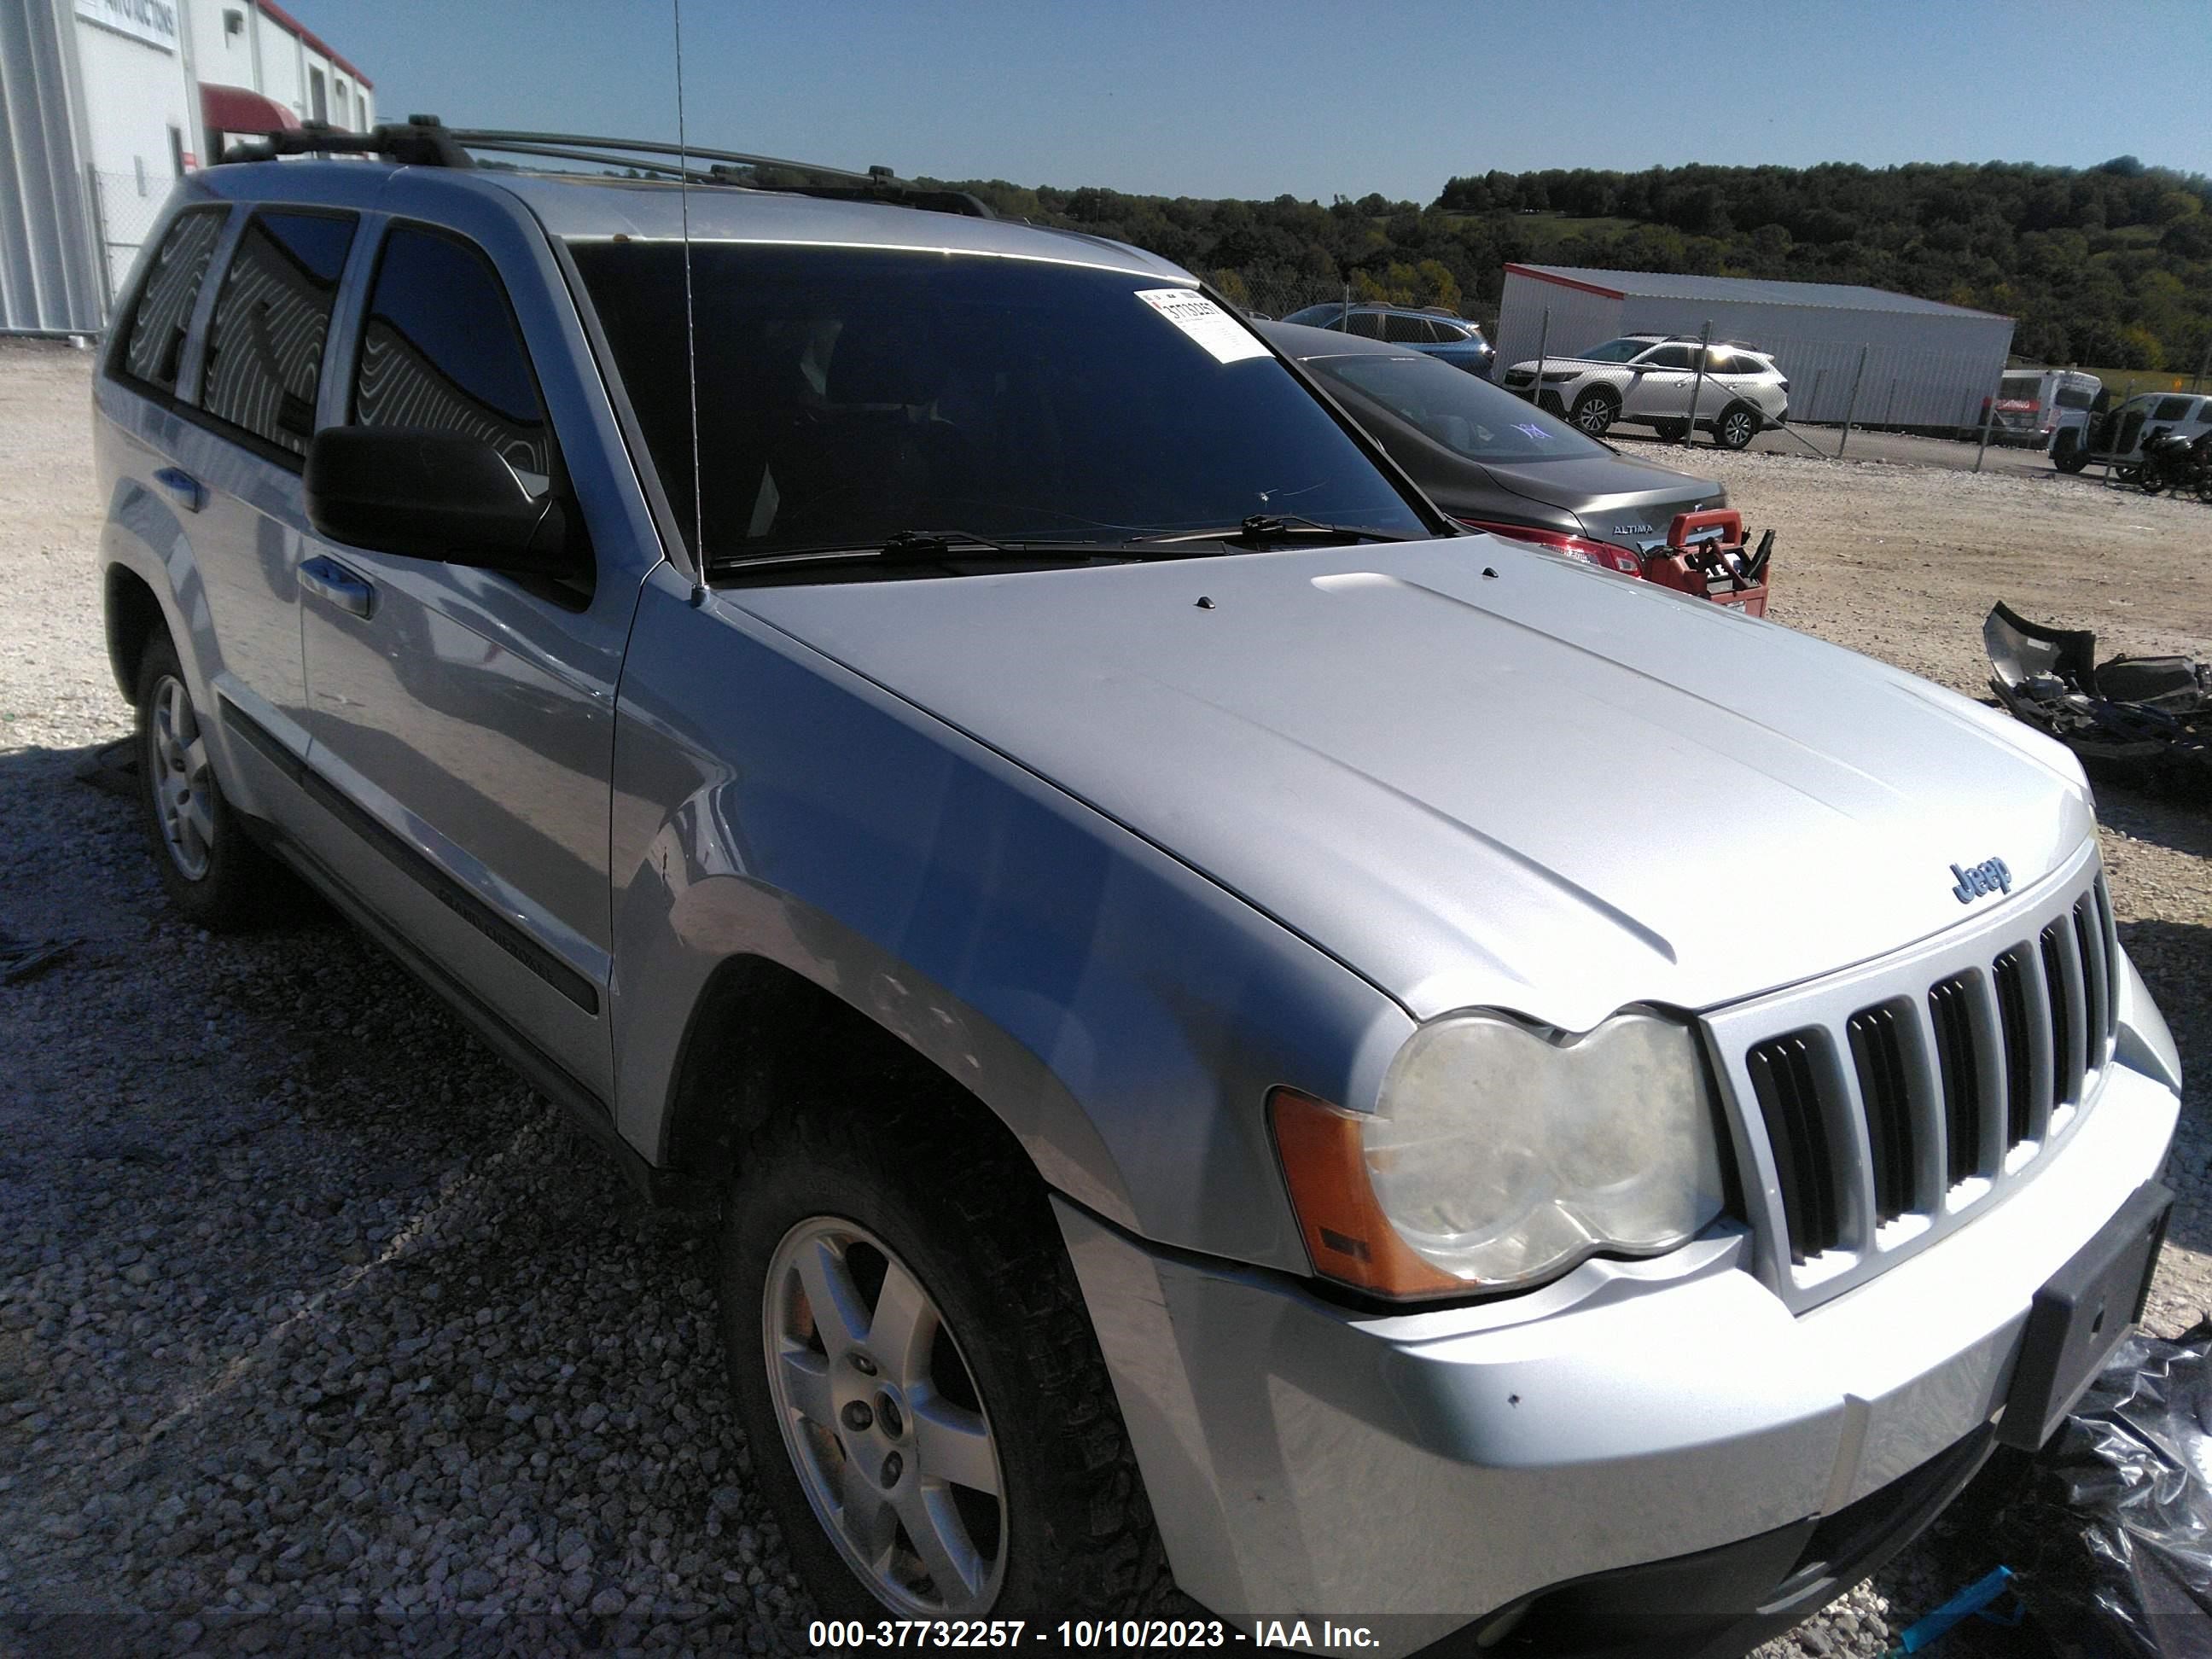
218,114 -> 995,219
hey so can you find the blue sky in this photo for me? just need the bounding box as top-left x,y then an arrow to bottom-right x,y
293,0 -> 2212,202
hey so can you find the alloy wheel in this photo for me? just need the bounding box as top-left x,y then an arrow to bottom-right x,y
763,1217 -> 1007,1615
150,675 -> 215,881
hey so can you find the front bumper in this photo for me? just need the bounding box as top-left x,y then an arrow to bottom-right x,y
1055,1052 -> 2177,1656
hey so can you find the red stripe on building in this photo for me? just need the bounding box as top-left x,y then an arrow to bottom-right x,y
1504,263 -> 1625,301
257,0 -> 374,89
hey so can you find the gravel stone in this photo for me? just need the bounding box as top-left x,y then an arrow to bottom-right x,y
4,344 -> 2208,1659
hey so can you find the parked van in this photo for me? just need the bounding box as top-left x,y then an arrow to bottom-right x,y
1993,368 -> 2099,453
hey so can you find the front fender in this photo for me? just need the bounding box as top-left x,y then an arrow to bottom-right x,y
609,568 -> 1413,1272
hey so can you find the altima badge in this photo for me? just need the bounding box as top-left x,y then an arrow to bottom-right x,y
1950,857 -> 2012,905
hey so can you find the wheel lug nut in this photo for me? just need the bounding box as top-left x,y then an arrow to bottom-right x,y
841,1401 -> 874,1432
880,1452 -> 902,1487
850,1354 -> 877,1377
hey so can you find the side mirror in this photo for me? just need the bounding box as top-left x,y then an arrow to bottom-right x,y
304,428 -> 585,578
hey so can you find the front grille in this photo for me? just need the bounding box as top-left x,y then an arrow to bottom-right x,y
1746,1033 -> 1838,1263
1845,1006 -> 1918,1225
1926,975 -> 1982,1185
1726,867 -> 2119,1301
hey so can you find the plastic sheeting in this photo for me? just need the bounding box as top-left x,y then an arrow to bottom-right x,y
1995,1324 -> 2212,1657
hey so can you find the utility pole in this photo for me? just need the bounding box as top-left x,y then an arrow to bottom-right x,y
1683,319 -> 1712,446
1973,375 -> 1999,473
1837,343 -> 1870,458
1530,308 -> 1551,410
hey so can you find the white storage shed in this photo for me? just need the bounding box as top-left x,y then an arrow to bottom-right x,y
1493,264 -> 2017,430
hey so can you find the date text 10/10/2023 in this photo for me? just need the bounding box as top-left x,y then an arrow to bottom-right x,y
806,1617 -> 1383,1650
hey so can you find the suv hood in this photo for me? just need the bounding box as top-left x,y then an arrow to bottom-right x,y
735,538 -> 2093,1031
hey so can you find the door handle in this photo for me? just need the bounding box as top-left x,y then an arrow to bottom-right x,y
153,467 -> 204,513
299,555 -> 375,619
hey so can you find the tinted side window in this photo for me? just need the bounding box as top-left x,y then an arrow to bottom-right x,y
1644,346 -> 1696,370
201,211 -> 358,459
1381,313 -> 1429,344
2151,396 -> 2192,422
119,208 -> 226,393
2054,387 -> 2095,410
352,225 -> 550,476
1344,311 -> 1386,340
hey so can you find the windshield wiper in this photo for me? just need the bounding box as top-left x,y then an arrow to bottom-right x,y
1145,514 -> 1417,547
705,529 -> 1231,578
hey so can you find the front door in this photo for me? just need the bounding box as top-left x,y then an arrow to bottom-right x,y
1626,343 -> 1698,419
294,220 -> 626,1099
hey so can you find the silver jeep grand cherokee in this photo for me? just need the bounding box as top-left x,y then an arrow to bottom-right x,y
95,123 -> 2179,1656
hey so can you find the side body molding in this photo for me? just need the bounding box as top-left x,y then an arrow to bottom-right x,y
608,567 -> 1414,1272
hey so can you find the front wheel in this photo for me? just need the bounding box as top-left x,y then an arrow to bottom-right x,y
1569,389 -> 1618,437
1714,405 -> 1760,451
720,1107 -> 1173,1621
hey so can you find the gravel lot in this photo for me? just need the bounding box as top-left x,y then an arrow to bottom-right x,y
3,338 -> 2208,1656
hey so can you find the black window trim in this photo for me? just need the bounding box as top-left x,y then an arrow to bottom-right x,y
182,203 -> 364,476
104,202 -> 236,402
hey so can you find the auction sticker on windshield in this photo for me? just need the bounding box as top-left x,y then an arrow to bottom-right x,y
1135,288 -> 1271,364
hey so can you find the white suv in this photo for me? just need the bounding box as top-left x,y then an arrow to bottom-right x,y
1503,333 -> 1790,448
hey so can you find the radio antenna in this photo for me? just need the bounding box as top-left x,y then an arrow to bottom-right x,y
672,0 -> 707,602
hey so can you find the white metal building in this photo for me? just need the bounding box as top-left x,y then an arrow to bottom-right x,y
1,0 -> 373,335
1494,264 -> 2017,430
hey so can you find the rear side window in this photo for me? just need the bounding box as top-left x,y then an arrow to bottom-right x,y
200,210 -> 358,461
1344,311 -> 1386,339
2054,386 -> 2095,410
119,208 -> 226,393
352,225 -> 550,478
1381,313 -> 1429,344
2151,396 -> 2192,422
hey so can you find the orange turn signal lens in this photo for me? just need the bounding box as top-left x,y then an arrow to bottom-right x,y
1267,1087 -> 1463,1300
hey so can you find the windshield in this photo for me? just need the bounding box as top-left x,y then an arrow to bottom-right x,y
1313,352 -> 1608,463
568,243 -> 1430,564
1569,338 -> 1652,364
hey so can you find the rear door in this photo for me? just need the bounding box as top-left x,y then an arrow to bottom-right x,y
169,207 -> 358,754
294,214 -> 633,1098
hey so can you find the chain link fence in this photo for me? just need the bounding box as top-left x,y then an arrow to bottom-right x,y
88,167 -> 172,317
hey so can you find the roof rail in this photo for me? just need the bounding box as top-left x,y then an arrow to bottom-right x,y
219,116 -> 473,167
216,114 -> 995,219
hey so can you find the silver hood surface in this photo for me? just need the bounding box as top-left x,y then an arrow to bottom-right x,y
734,536 -> 2094,1032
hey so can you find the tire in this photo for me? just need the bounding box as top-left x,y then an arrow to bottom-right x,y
1569,387 -> 1618,437
1652,421 -> 1689,442
2053,448 -> 2089,475
719,1100 -> 1173,1621
1714,405 -> 1760,451
134,632 -> 283,929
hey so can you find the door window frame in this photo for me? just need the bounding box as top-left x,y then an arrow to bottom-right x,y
190,205 -> 364,473
346,218 -> 563,479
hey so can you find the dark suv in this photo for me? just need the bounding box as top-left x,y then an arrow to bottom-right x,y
1280,301 -> 1495,376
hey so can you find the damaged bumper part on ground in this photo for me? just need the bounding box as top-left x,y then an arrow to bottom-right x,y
1985,602 -> 2212,788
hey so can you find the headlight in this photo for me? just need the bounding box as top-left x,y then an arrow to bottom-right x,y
1271,1011 -> 1727,1299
